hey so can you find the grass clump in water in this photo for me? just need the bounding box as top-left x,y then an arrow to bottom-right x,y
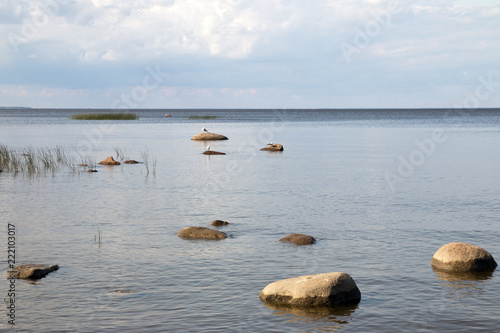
71,113 -> 138,120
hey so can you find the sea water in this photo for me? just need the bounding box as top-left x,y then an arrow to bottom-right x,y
0,108 -> 499,332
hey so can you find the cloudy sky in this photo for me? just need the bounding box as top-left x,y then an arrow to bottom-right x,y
1,0 -> 499,109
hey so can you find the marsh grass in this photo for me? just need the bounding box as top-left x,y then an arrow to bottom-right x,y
113,146 -> 130,161
141,149 -> 157,177
0,144 -> 79,176
71,113 -> 138,120
186,115 -> 219,120
95,225 -> 102,247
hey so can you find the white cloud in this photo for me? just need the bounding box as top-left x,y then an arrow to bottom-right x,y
0,0 -> 499,108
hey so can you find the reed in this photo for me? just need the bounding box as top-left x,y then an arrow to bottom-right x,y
71,113 -> 138,120
95,225 -> 102,247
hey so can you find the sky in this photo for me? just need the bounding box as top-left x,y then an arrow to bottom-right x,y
1,0 -> 500,109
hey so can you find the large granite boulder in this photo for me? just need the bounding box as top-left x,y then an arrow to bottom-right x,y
210,219 -> 230,226
98,156 -> 120,165
259,272 -> 361,307
260,143 -> 284,151
191,133 -> 228,141
177,227 -> 227,240
431,242 -> 497,272
8,264 -> 59,279
278,233 -> 316,245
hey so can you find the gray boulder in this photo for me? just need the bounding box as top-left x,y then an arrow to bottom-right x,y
8,264 -> 59,279
177,227 -> 227,240
431,242 -> 497,272
259,272 -> 361,307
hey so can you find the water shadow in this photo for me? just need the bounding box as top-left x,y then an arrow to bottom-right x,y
433,268 -> 495,299
262,302 -> 358,332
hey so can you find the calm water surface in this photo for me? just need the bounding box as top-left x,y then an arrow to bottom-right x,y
0,109 -> 499,332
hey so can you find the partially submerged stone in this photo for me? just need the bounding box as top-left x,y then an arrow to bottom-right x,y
210,219 -> 230,226
260,143 -> 284,151
123,160 -> 141,164
431,242 -> 497,272
164,113 -> 172,117
87,169 -> 98,173
203,150 -> 226,155
177,227 -> 227,240
191,133 -> 228,141
98,156 -> 120,165
279,233 -> 316,245
259,272 -> 361,307
8,264 -> 59,279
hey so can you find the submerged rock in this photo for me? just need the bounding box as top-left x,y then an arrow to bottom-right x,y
202,150 -> 226,155
259,272 -> 361,307
279,233 -> 316,245
431,242 -> 497,272
191,133 -> 228,141
210,220 -> 230,226
177,227 -> 227,240
98,156 -> 120,165
87,169 -> 98,173
123,160 -> 141,164
260,143 -> 284,151
8,264 -> 59,279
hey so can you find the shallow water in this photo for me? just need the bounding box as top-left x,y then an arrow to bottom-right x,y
0,109 -> 499,332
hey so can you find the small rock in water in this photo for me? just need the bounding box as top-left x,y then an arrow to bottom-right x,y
78,164 -> 88,167
177,227 -> 227,240
87,169 -> 98,173
279,233 -> 316,245
260,143 -> 284,151
259,272 -> 361,307
112,289 -> 136,294
98,156 -> 120,165
123,160 -> 141,164
431,242 -> 497,272
203,150 -> 226,155
8,264 -> 59,279
191,132 -> 228,141
210,220 -> 230,226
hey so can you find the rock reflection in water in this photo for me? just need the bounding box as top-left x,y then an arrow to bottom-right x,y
433,268 -> 495,300
262,303 -> 358,332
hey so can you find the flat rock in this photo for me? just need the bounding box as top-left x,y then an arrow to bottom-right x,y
191,133 -> 228,141
8,264 -> 59,279
98,156 -> 120,165
87,169 -> 98,172
431,242 -> 497,272
260,143 -> 284,151
123,160 -> 141,164
203,150 -> 226,155
177,227 -> 227,240
259,272 -> 361,307
210,219 -> 230,226
279,233 -> 316,245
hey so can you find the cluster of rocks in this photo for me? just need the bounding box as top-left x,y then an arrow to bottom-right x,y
191,129 -> 284,156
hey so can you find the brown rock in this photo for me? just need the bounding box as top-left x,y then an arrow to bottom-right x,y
260,143 -> 284,151
123,160 -> 141,164
210,220 -> 229,226
177,227 -> 227,240
8,264 -> 59,279
431,242 -> 497,272
78,163 -> 88,167
98,156 -> 120,165
202,150 -> 226,155
259,272 -> 361,307
191,133 -> 228,141
279,233 -> 316,245
87,169 -> 98,173
164,113 -> 172,117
